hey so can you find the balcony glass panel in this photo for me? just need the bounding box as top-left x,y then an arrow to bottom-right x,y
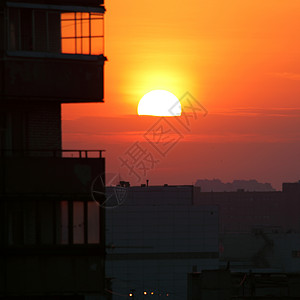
7,8 -> 104,55
73,201 -> 84,244
34,11 -> 47,51
61,12 -> 104,55
88,202 -> 100,244
60,201 -> 69,244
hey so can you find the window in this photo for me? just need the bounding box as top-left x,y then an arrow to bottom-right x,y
73,201 -> 84,244
60,200 -> 101,245
4,199 -> 101,246
292,251 -> 300,258
61,12 -> 104,55
0,112 -> 12,156
8,8 -> 61,52
0,113 -> 6,152
7,7 -> 104,55
60,201 -> 69,244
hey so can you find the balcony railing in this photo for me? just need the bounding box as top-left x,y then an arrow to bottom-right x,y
0,149 -> 105,158
5,0 -> 104,5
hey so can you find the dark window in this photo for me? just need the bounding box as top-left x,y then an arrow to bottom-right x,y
292,251 -> 300,258
34,10 -> 47,51
0,112 -> 6,151
0,112 -> 12,153
5,199 -> 101,246
20,8 -> 33,50
8,7 -> 104,55
8,8 -> 20,50
48,12 -> 61,52
8,7 -> 60,52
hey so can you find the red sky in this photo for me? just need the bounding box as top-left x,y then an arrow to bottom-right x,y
62,0 -> 300,190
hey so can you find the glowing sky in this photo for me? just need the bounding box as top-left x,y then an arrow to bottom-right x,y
62,0 -> 300,189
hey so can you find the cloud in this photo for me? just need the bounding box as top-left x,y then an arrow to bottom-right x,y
211,107 -> 300,117
270,72 -> 300,81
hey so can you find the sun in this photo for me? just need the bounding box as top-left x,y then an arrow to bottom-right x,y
137,90 -> 181,116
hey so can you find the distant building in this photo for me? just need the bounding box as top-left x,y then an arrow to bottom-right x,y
282,180 -> 300,193
193,185 -> 300,272
0,0 -> 107,299
195,179 -> 275,192
107,182 -> 300,299
106,186 -> 219,300
187,269 -> 300,300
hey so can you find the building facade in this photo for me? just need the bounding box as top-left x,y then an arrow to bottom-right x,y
187,269 -> 300,300
0,1 -> 107,299
193,184 -> 300,272
106,186 -> 219,299
106,183 -> 300,299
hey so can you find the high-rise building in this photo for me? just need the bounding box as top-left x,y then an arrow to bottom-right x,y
0,0 -> 107,299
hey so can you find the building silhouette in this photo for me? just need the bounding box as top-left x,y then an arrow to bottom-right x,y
195,179 -> 275,192
106,186 -> 219,300
187,269 -> 300,300
0,0 -> 107,299
106,183 -> 300,299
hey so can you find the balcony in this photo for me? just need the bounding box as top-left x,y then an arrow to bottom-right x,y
0,2 -> 106,103
0,149 -> 105,194
0,149 -> 106,296
2,54 -> 105,102
6,0 -> 105,6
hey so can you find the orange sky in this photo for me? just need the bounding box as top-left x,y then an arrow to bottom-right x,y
62,0 -> 300,189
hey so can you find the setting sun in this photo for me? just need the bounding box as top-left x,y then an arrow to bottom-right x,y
137,90 -> 181,116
